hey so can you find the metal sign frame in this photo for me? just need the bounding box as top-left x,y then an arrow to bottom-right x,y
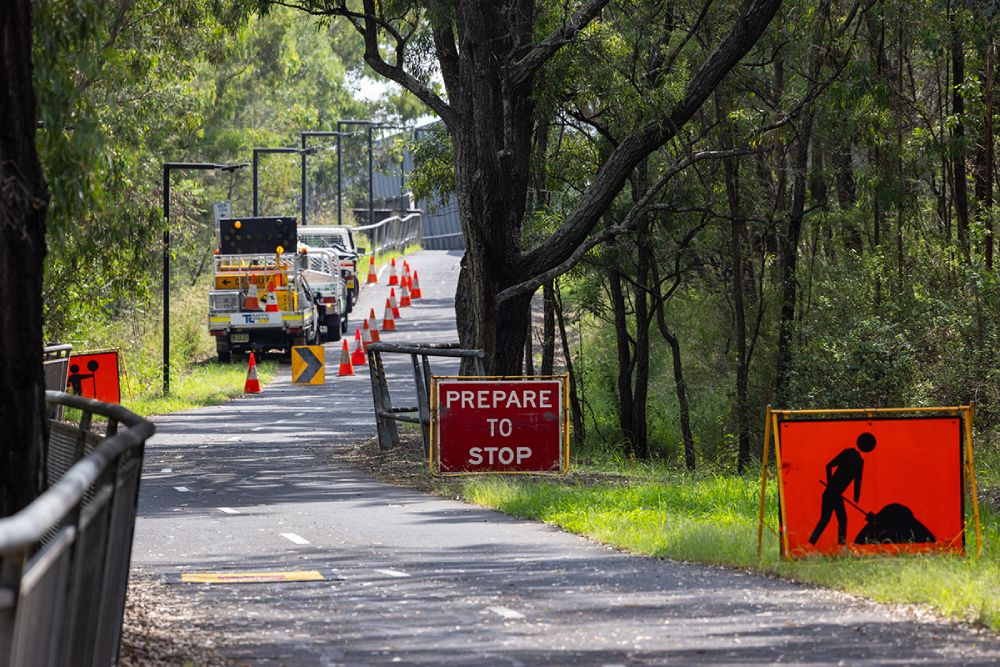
429,374 -> 571,476
756,404 -> 983,560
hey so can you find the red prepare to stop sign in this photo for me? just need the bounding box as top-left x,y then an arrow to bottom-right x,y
434,378 -> 566,474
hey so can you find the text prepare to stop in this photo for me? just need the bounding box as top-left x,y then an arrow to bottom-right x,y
436,379 -> 563,474
442,387 -> 555,410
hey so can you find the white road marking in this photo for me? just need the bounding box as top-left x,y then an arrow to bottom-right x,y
218,507 -> 240,514
374,568 -> 410,578
227,436 -> 241,441
280,533 -> 310,545
487,606 -> 525,620
173,486 -> 190,493
160,468 -> 173,473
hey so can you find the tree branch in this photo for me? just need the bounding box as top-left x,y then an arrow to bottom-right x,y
515,0 -> 784,280
498,147 -> 753,304
508,0 -> 614,89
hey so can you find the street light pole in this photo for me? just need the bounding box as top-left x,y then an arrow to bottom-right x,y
162,161 -> 247,395
300,131 -> 350,226
335,120 -> 375,226
252,146 -> 317,217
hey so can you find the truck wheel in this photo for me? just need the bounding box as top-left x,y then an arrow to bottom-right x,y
216,339 -> 232,364
341,314 -> 349,335
327,314 -> 342,342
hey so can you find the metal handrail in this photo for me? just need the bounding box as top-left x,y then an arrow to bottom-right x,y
0,394 -> 153,552
0,391 -> 154,667
352,211 -> 423,257
366,342 -> 485,454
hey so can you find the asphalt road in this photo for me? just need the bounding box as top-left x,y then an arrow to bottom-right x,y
132,249 -> 1000,666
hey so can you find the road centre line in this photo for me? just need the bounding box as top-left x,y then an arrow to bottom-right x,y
487,606 -> 525,620
218,507 -> 240,514
373,568 -> 410,578
280,532 -> 310,545
160,468 -> 173,473
173,486 -> 190,493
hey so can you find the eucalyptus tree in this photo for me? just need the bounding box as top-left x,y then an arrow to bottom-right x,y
274,0 -> 784,373
1,0 -> 49,516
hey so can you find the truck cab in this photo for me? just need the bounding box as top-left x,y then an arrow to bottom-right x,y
296,225 -> 366,308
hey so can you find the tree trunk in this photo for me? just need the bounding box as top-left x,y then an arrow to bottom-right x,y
717,92 -> 752,471
986,40 -> 995,270
952,17 -> 970,263
775,0 -> 828,405
555,282 -> 585,449
0,0 -> 49,517
541,281 -> 555,375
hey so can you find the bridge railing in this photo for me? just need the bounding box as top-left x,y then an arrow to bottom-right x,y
367,342 -> 485,455
353,211 -> 423,257
0,392 -> 155,667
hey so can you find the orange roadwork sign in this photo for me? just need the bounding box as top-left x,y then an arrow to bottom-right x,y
67,350 -> 121,404
776,416 -> 965,558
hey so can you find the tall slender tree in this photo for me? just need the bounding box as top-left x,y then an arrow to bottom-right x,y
1,0 -> 50,516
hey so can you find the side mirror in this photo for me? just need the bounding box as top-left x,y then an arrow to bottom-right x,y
356,247 -> 367,255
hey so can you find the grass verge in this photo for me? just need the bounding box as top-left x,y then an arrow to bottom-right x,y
126,359 -> 277,417
458,465 -> 999,630
343,434 -> 999,631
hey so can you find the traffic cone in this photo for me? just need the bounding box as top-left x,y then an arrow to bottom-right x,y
243,282 -> 260,310
382,298 -> 397,331
362,319 -> 373,350
264,279 -> 279,313
366,255 -> 378,284
410,270 -> 423,299
403,263 -> 412,287
244,352 -> 261,394
337,339 -> 354,376
351,328 -> 366,366
389,288 -> 401,318
368,308 -> 381,342
399,283 -> 412,308
388,257 -> 399,285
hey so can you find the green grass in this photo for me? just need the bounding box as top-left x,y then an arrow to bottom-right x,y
456,464 -> 1000,630
126,359 -> 277,417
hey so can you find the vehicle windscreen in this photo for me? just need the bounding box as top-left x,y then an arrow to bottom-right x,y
299,231 -> 348,249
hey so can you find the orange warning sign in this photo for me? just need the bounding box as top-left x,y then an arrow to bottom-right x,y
776,416 -> 964,557
67,351 -> 121,404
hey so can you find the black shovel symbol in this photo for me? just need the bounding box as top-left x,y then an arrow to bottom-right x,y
819,481 -> 936,545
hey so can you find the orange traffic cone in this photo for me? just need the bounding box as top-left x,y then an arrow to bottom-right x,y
264,279 -> 279,313
368,308 -> 381,342
399,283 -> 412,308
403,264 -> 412,287
389,288 -> 401,318
351,328 -> 366,366
410,270 -> 423,299
337,339 -> 354,376
382,298 -> 397,331
244,352 -> 261,393
362,319 -> 373,350
388,257 -> 399,285
243,281 -> 260,310
366,255 -> 378,284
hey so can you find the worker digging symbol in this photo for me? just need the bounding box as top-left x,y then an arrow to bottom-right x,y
809,432 -> 876,545
807,431 -> 937,546
67,360 -> 99,396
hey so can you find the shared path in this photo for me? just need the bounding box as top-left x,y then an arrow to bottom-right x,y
132,249 -> 1000,665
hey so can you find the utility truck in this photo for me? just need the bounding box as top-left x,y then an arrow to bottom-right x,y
297,245 -> 350,341
208,216 -> 334,362
297,225 -> 365,308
